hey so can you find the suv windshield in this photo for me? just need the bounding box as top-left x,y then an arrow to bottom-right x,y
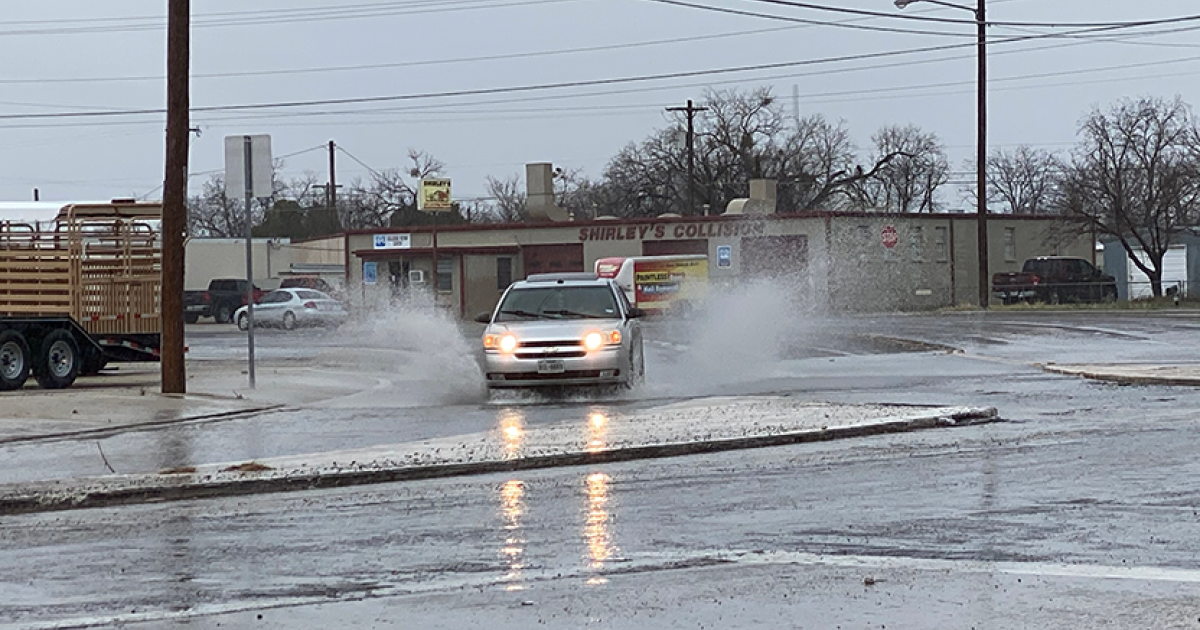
495,286 -> 619,321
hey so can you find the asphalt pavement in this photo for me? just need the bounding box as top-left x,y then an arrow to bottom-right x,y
7,309 -> 1200,629
0,310 -> 1195,515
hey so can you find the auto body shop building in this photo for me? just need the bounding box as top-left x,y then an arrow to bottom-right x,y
334,209 -> 1091,317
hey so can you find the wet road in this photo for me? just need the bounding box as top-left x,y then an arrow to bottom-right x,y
4,309 -> 1200,627
4,385 -> 1200,628
3,310 -> 1199,484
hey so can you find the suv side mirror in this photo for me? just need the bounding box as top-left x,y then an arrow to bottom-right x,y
628,307 -> 647,319
474,312 -> 493,324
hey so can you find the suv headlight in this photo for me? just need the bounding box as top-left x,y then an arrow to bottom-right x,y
485,334 -> 519,353
584,331 -> 621,351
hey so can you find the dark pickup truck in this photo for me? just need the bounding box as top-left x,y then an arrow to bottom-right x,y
992,256 -> 1117,305
184,279 -> 264,324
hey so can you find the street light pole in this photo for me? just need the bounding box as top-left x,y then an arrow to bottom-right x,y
895,0 -> 989,309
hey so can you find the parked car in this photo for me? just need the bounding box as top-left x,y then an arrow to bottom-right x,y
235,288 -> 348,331
184,279 -> 265,324
992,256 -> 1118,305
475,273 -> 646,389
279,276 -> 338,295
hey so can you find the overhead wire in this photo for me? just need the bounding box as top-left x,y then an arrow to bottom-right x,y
0,23 -> 811,86
0,0 -> 586,37
335,146 -> 386,179
0,18 -> 1176,123
0,0 -> 1037,86
726,0 -> 1200,29
136,144 -> 327,200
0,17 -> 1192,132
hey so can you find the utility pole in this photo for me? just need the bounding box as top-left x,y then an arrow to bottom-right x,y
975,0 -> 990,309
314,141 -> 342,228
894,0 -> 989,308
161,0 -> 189,394
666,100 -> 708,215
327,140 -> 337,211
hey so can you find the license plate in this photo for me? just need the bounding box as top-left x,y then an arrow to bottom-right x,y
537,359 -> 565,374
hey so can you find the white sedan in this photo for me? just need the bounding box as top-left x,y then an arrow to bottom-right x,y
235,289 -> 348,331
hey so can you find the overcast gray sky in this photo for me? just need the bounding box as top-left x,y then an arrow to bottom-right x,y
2,0 -> 1199,206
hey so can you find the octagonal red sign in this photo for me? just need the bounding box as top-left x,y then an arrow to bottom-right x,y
881,225 -> 899,249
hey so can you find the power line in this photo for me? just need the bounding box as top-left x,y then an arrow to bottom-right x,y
0,0 -> 1025,86
137,145 -> 327,200
0,24 -> 809,86
2,0 -> 514,26
726,0 -> 1200,29
0,23 -> 1188,133
0,0 -> 585,37
0,21 -> 1159,123
335,147 -> 386,179
641,2 -> 975,38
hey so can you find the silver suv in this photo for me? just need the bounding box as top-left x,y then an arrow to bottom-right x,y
475,273 -> 645,389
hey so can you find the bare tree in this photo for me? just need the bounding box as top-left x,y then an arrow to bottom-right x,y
598,130 -> 682,218
962,146 -> 1063,215
338,149 -> 452,228
187,174 -> 258,237
852,124 -> 949,213
1059,96 -> 1200,297
483,174 -> 527,222
596,88 -> 900,217
349,170 -> 414,229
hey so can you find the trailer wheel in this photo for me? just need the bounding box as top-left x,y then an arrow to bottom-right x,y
0,331 -> 31,391
35,329 -> 80,390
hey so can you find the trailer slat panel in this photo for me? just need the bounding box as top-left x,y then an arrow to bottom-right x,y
1,204 -> 162,335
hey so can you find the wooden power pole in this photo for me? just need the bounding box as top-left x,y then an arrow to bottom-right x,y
161,0 -> 190,394
666,100 -> 708,215
328,140 -> 337,211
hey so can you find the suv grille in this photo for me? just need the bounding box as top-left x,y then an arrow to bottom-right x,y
519,340 -> 583,348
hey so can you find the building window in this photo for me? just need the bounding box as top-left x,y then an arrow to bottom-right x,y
935,226 -> 948,262
496,257 -> 512,290
857,225 -> 872,261
911,226 -> 924,262
437,257 -> 453,293
1004,228 -> 1016,262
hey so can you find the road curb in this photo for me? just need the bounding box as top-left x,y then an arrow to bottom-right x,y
1042,365 -> 1200,387
0,405 -> 286,445
0,407 -> 997,516
854,334 -> 962,355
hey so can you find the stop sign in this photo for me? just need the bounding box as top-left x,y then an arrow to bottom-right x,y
881,225 -> 899,249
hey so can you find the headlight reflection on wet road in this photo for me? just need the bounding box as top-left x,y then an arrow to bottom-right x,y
587,410 -> 608,453
498,479 -> 527,591
584,472 -> 617,585
498,408 -> 525,459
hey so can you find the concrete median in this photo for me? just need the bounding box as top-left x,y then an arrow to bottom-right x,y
0,397 -> 997,515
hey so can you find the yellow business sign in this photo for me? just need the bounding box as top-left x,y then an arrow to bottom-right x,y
418,178 -> 453,212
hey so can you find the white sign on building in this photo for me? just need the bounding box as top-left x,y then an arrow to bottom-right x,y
373,233 -> 412,250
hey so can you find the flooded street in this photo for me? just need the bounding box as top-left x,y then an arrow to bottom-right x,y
4,309 -> 1200,628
